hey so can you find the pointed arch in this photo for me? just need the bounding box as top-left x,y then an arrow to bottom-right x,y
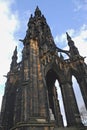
71,67 -> 87,111
45,68 -> 63,126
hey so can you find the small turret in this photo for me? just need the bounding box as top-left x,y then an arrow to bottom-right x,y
66,32 -> 80,58
10,46 -> 18,71
66,32 -> 74,46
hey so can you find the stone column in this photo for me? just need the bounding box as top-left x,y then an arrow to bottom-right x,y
60,81 -> 82,127
77,76 -> 87,110
53,85 -> 63,127
29,39 -> 45,118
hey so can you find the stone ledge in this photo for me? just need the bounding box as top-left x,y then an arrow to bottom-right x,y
10,122 -> 55,130
54,126 -> 86,130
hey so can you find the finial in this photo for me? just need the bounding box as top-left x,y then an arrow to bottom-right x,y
66,32 -> 74,47
10,46 -> 18,71
14,46 -> 17,56
66,32 -> 71,41
35,6 -> 41,17
11,46 -> 17,61
36,6 -> 39,10
30,14 -> 33,18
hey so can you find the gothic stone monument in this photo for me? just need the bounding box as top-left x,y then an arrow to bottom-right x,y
0,7 -> 87,130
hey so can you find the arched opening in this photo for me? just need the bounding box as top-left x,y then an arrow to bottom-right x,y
46,69 -> 58,120
72,76 -> 87,126
45,69 -> 65,126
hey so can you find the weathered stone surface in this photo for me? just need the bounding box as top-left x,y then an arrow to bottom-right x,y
54,127 -> 84,130
55,126 -> 87,130
0,6 -> 87,130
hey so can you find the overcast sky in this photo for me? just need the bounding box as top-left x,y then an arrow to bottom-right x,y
0,0 -> 87,125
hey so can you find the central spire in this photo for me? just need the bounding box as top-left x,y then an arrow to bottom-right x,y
22,6 -> 56,52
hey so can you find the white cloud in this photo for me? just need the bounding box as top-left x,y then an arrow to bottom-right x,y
73,0 -> 82,12
55,33 -> 67,47
55,29 -> 75,48
73,0 -> 87,12
0,0 -> 20,110
55,24 -> 87,63
71,25 -> 87,63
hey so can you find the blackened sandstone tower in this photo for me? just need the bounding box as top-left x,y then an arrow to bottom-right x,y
0,7 -> 87,130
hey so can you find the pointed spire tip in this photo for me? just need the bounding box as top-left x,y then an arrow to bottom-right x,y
35,6 -> 42,17
66,32 -> 71,41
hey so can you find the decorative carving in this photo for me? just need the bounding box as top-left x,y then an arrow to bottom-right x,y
0,7 -> 87,130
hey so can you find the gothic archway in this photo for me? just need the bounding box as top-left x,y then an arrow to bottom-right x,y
45,69 -> 63,126
46,69 -> 57,116
71,68 -> 87,111
72,76 -> 87,126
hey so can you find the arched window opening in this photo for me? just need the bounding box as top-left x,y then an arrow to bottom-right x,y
72,76 -> 87,126
55,80 -> 67,127
46,69 -> 57,121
